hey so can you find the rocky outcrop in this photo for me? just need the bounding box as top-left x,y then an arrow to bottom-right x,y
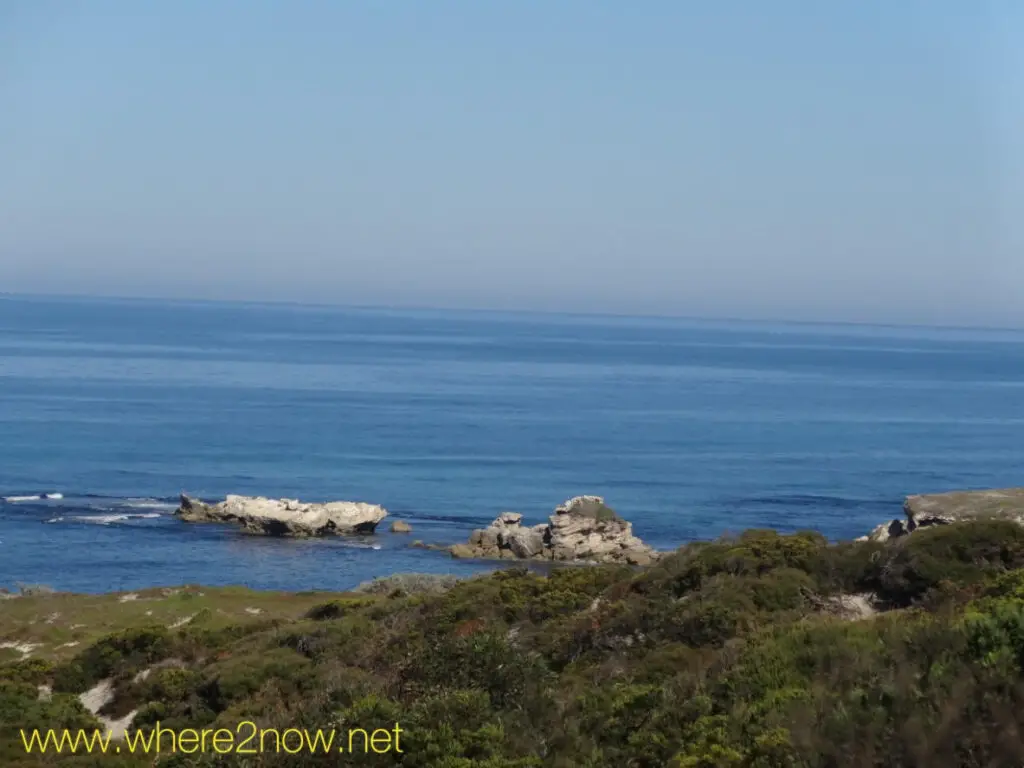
176,494 -> 387,537
450,496 -> 659,565
389,520 -> 413,533
804,589 -> 880,621
861,488 -> 1024,542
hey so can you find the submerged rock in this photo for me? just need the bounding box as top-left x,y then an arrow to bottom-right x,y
389,520 -> 413,533
451,495 -> 659,565
860,487 -> 1024,542
176,494 -> 387,537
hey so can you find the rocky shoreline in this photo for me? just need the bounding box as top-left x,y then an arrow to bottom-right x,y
859,487 -> 1024,542
8,492 -> 1024,765
175,486 -> 1024,566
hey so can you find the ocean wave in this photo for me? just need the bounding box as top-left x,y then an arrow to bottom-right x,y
339,541 -> 383,550
4,491 -> 178,507
3,492 -> 63,502
48,512 -> 164,525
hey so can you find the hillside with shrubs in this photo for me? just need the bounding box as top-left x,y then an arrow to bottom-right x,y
4,520 -> 1024,766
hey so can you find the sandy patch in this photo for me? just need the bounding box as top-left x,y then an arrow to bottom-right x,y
0,641 -> 42,658
169,614 -> 196,629
79,680 -> 138,741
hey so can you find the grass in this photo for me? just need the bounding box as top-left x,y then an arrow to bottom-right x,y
0,585 -> 352,665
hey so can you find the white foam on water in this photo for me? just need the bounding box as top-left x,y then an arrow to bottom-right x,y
4,492 -> 63,502
119,498 -> 178,511
71,515 -> 128,525
340,541 -> 383,550
67,513 -> 163,525
4,493 -> 176,514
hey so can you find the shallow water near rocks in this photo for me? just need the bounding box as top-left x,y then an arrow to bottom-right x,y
2,295 -> 1023,593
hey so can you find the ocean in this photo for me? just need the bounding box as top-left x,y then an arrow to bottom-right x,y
1,294 -> 1022,593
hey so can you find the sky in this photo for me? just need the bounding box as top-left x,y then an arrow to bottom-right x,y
1,1 -> 1021,327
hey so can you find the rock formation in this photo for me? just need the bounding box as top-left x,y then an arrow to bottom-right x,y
450,495 -> 659,566
176,494 -> 387,537
861,487 -> 1024,542
389,520 -> 413,533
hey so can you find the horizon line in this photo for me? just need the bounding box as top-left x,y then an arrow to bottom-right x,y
2,289 -> 1022,335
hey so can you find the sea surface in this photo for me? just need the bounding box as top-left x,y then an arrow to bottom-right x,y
1,294 -> 1022,593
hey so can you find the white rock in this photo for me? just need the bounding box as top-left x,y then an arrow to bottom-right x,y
452,495 -> 659,565
177,494 -> 387,537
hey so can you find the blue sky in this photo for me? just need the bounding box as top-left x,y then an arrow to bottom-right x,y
1,1 -> 1021,326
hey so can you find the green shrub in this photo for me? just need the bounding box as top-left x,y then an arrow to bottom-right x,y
400,628 -> 548,710
51,627 -> 172,694
0,658 -> 54,686
872,521 -> 1024,607
983,569 -> 1024,600
639,530 -> 829,598
745,568 -> 816,613
140,666 -> 202,703
202,647 -> 314,711
0,680 -> 99,733
305,597 -> 377,620
963,598 -> 1024,671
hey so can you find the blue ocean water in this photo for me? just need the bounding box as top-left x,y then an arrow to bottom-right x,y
1,294 -> 1022,594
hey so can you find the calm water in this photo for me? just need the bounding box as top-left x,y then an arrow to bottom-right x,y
1,294 -> 1022,593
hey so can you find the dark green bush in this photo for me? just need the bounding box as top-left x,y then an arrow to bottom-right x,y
305,596 -> 377,620
638,529 -> 829,598
201,647 -> 314,711
0,658 -> 54,686
872,521 -> 1024,607
51,626 -> 172,694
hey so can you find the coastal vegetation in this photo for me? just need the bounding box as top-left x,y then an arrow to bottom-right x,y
4,520 -> 1024,766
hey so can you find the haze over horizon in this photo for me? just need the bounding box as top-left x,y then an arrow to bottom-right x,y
2,2 -> 1022,328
